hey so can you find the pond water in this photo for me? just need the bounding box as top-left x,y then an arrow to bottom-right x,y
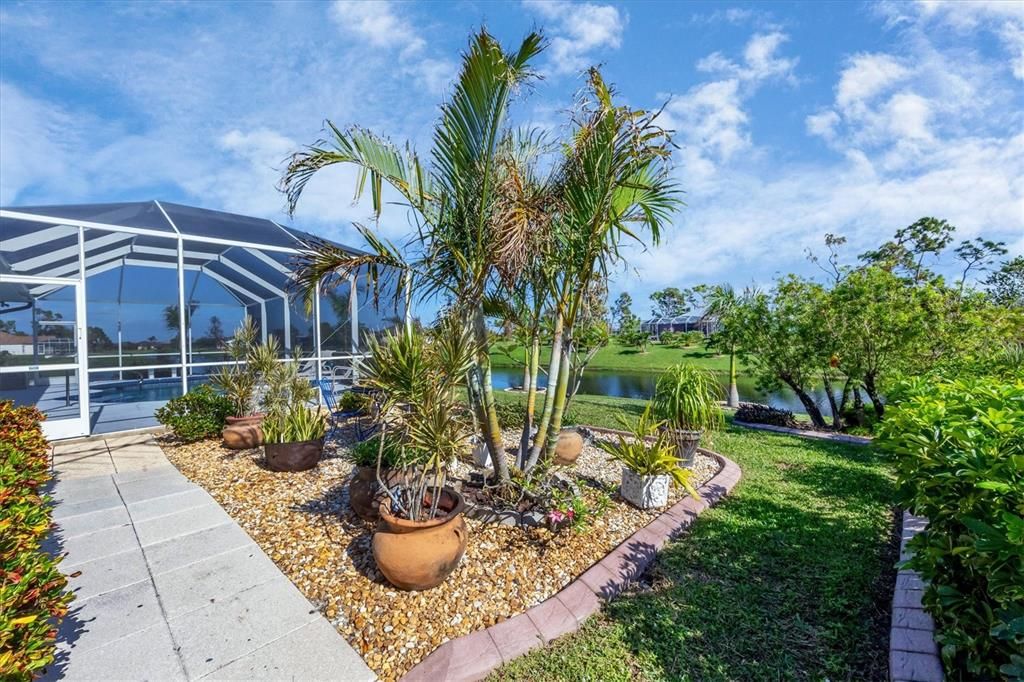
490,367 -> 840,416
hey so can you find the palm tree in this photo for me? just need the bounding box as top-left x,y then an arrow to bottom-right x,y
281,29 -> 544,483
703,284 -> 742,408
524,69 -> 681,469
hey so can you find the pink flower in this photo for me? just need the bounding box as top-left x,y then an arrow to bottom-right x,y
547,510 -> 567,524
566,509 -> 576,520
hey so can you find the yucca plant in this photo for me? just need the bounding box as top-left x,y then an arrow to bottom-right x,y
262,404 -> 327,444
362,321 -> 477,522
210,316 -> 279,417
651,363 -> 724,467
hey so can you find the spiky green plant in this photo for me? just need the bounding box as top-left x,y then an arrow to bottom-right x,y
597,405 -> 698,497
651,364 -> 724,435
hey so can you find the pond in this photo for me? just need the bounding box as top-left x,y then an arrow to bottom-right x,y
490,367 -> 840,416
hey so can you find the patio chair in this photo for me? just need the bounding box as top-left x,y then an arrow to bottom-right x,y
314,378 -> 368,441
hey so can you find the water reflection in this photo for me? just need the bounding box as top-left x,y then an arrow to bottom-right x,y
490,367 -> 840,416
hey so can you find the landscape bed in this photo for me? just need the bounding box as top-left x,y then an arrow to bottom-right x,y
160,426 -> 720,680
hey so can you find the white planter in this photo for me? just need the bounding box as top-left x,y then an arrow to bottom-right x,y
620,468 -> 670,510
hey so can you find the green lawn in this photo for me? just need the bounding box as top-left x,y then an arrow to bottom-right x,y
489,395 -> 898,681
490,340 -> 738,374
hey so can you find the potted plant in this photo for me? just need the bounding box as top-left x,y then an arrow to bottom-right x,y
651,363 -> 724,468
364,321 -> 477,591
259,347 -> 324,472
597,405 -> 699,510
211,316 -> 278,449
347,435 -> 402,521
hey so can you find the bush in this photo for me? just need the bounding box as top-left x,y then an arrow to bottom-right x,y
338,391 -> 371,414
154,385 -> 234,442
349,436 -> 403,468
878,378 -> 1024,679
495,399 -> 579,428
681,330 -> 705,346
734,402 -> 797,428
0,401 -> 73,679
658,331 -> 682,347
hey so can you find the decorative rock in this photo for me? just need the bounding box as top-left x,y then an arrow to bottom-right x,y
554,430 -> 584,465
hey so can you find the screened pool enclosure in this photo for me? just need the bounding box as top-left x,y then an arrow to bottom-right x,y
0,201 -> 402,439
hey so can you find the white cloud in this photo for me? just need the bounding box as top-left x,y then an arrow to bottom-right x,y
835,53 -> 909,113
329,0 -> 423,53
697,31 -> 797,83
523,0 -> 626,75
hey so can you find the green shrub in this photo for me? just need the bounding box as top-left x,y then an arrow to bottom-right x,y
681,330 -> 705,346
495,398 -> 579,428
349,436 -> 403,468
658,331 -> 682,347
878,378 -> 1024,679
338,391 -> 371,413
0,401 -> 73,679
154,385 -> 233,442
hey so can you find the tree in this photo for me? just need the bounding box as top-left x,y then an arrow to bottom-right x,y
86,326 -> 114,351
163,303 -> 198,339
649,286 -> 692,318
700,284 -> 747,408
954,238 -> 1006,295
859,217 -> 955,283
610,292 -> 633,331
985,255 -> 1024,308
207,316 -> 225,347
615,315 -> 648,352
283,29 -> 545,484
734,277 -> 830,428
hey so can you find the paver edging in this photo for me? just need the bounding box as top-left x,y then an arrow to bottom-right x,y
890,510 -> 944,682
401,446 -> 742,682
732,419 -> 872,445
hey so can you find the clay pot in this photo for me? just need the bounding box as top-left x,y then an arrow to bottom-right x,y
349,466 -> 399,521
222,414 -> 264,449
372,487 -> 468,591
553,429 -> 584,465
663,427 -> 701,468
264,438 -> 324,472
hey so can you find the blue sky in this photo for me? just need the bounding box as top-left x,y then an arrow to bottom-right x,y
2,0 -> 1022,319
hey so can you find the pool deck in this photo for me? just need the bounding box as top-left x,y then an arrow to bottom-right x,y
42,432 -> 375,681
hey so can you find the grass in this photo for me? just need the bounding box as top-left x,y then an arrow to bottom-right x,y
488,394 -> 898,682
490,339 -> 738,374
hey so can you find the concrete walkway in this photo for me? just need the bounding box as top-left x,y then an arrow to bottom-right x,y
43,431 -> 375,681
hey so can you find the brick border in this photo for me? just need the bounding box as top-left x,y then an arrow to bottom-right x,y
732,420 -> 872,445
890,511 -> 944,681
401,449 -> 742,681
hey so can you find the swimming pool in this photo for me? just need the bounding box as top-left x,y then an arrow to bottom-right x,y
88,377 -> 209,404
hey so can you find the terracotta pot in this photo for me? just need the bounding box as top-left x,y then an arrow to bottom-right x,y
372,487 -> 468,591
264,438 -> 324,472
554,429 -> 584,465
663,427 -> 701,468
222,414 -> 265,449
349,466 -> 398,521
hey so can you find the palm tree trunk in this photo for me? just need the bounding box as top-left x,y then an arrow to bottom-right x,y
527,313 -> 563,468
472,308 -> 508,482
542,340 -> 572,461
518,333 -> 540,468
727,343 -> 739,408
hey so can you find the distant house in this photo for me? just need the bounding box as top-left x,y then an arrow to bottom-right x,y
0,331 -> 73,356
641,313 -> 719,339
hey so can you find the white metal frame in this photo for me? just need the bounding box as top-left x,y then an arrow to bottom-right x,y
0,249 -> 90,439
0,207 -> 380,439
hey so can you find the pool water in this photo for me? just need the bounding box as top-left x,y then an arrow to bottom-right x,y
88,378 -> 208,404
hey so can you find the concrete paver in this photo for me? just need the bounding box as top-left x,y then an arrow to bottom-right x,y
43,433 -> 375,682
